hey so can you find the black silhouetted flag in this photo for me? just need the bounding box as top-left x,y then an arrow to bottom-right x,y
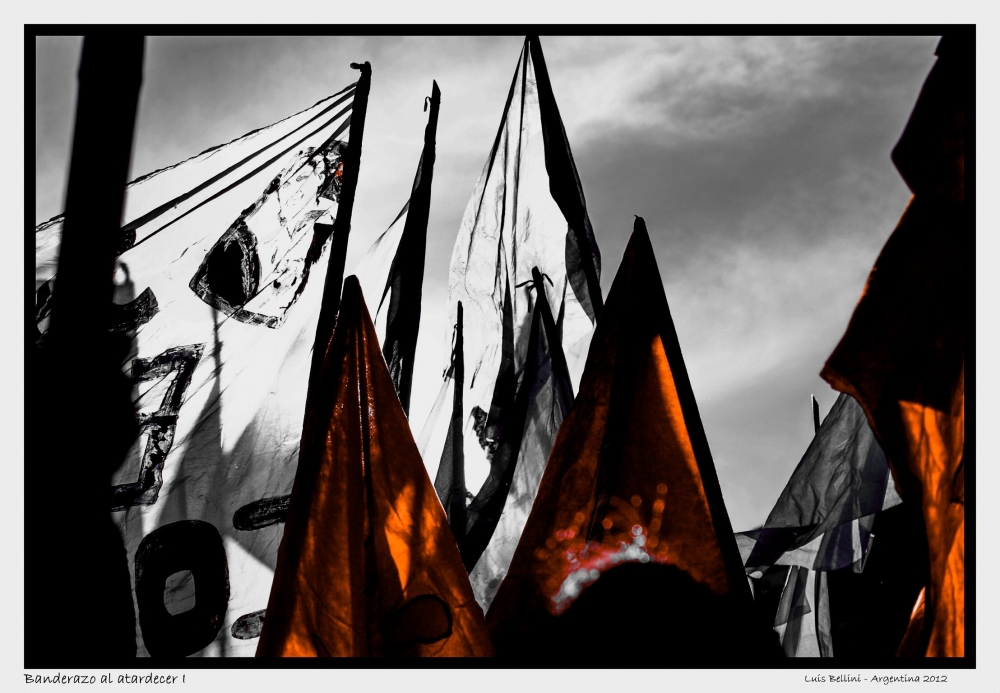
434,301 -> 468,540
353,82 -> 440,416
487,219 -> 761,662
34,75 -> 363,657
820,34 -> 967,658
256,278 -> 494,657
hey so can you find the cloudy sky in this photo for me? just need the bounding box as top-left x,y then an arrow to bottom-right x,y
35,34 -> 940,533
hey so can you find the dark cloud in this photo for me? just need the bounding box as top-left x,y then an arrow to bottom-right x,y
554,36 -> 939,528
574,36 -> 938,286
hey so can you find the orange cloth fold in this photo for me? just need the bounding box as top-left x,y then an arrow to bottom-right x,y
257,277 -> 493,657
487,219 -> 757,659
821,35 -> 966,658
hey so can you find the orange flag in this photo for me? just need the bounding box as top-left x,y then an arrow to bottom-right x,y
487,219 -> 763,660
256,277 -> 494,657
821,35 -> 967,657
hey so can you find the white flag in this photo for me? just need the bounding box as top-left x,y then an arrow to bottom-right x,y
35,82 -> 357,657
427,36 -> 602,610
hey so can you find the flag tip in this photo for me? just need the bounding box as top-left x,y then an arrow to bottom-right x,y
342,274 -> 362,304
426,81 -> 441,111
624,216 -> 654,259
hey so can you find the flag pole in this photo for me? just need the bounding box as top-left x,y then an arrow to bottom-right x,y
27,35 -> 145,666
811,394 -> 821,434
307,61 -> 372,393
448,301 -> 468,538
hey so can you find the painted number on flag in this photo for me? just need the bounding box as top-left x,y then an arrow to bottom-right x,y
111,344 -> 205,512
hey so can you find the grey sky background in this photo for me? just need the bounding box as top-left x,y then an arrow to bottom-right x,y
35,34 -> 940,533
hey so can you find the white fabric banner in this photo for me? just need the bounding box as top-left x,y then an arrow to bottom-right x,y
431,39 -> 599,498
34,83 -> 356,657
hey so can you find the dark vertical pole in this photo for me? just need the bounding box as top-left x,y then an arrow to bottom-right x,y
297,62 -> 372,469
27,35 -> 145,667
449,302 -> 467,538
308,61 -> 372,389
812,395 -> 821,434
49,37 -> 144,342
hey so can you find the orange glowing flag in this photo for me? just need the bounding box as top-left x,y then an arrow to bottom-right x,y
821,35 -> 967,658
256,277 -> 494,657
486,218 -> 765,661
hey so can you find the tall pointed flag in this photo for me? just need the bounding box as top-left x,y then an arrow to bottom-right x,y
425,35 -> 602,587
34,71 -> 365,657
486,219 -> 758,660
735,392 -> 906,657
465,267 -> 574,610
820,34 -> 967,657
256,278 -> 494,657
353,81 -> 440,416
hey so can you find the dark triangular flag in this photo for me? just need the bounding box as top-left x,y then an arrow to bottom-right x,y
380,81 -> 439,415
434,301 -> 468,541
354,82 -> 440,416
